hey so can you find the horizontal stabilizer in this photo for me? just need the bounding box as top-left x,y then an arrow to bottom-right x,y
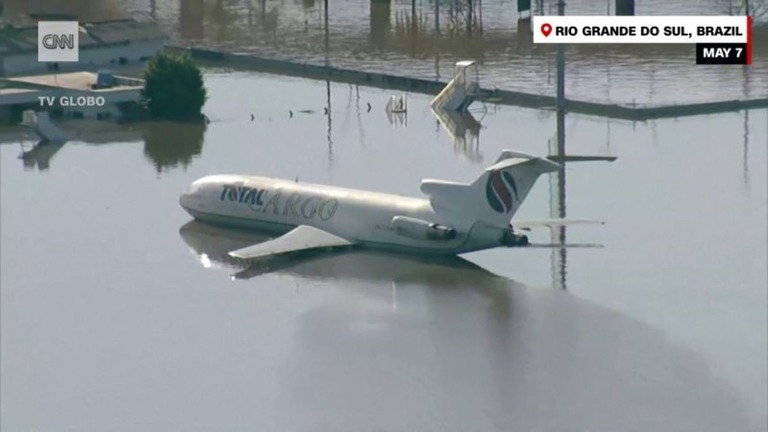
513,218 -> 605,231
546,155 -> 617,163
524,243 -> 604,249
228,225 -> 354,259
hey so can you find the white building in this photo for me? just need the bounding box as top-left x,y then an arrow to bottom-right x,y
0,70 -> 144,121
0,18 -> 167,77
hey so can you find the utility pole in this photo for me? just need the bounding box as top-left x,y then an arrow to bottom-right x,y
551,0 -> 567,290
324,0 -> 332,161
324,0 -> 329,66
556,0 -> 565,148
435,0 -> 440,80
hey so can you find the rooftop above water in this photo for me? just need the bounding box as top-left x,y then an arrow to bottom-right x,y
1,71 -> 142,92
0,17 -> 166,55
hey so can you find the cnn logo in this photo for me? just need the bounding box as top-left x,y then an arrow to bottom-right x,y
38,21 -> 79,62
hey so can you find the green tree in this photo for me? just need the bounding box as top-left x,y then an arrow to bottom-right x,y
143,51 -> 208,120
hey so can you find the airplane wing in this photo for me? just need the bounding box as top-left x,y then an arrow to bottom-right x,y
512,218 -> 605,231
228,225 -> 354,260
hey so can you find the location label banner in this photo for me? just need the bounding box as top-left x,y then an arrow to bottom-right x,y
532,16 -> 750,44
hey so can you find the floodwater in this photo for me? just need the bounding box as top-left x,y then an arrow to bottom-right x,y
1,70 -> 766,431
1,0 -> 768,430
123,0 -> 768,104
3,0 -> 768,104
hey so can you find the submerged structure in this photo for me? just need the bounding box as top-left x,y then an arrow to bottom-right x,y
430,61 -> 483,112
0,70 -> 144,122
0,18 -> 166,77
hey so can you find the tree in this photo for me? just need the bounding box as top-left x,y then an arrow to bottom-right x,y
717,0 -> 768,18
142,51 -> 208,121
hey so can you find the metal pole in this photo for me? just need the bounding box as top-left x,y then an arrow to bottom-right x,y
743,109 -> 749,185
553,0 -> 567,290
556,0 -> 565,146
410,0 -> 417,55
324,0 -> 329,66
435,0 -> 440,80
324,0 -> 332,160
326,80 -> 332,157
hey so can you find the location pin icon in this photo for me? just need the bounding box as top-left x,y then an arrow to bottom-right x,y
541,23 -> 552,37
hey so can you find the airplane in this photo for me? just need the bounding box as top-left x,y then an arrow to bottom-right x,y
179,220 -> 518,314
179,150 -> 601,260
179,219 -> 517,289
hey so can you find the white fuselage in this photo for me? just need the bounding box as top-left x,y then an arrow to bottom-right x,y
179,175 -> 508,254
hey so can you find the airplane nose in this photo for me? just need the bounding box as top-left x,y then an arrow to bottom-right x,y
180,179 -> 213,213
179,191 -> 191,209
180,189 -> 198,210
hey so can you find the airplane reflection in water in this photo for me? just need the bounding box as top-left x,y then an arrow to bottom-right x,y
177,226 -> 760,432
179,220 -> 517,308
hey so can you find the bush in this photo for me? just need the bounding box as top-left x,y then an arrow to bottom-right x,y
143,51 -> 207,120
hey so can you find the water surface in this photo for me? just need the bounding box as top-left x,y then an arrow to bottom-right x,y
3,0 -> 768,104
1,71 -> 766,431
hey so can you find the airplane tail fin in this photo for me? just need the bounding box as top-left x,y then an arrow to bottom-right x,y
421,150 -> 560,228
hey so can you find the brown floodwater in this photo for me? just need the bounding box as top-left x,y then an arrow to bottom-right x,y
4,0 -> 768,103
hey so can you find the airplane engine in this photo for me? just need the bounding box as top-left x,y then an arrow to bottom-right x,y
391,216 -> 457,241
